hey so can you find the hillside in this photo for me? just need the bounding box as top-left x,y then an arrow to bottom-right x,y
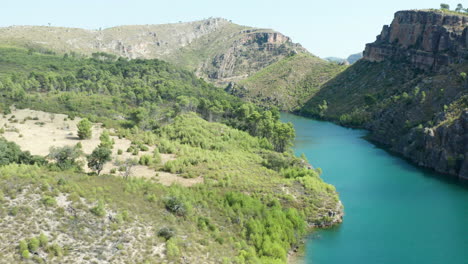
0,18 -> 307,85
300,10 -> 468,179
228,53 -> 346,111
0,46 -> 342,263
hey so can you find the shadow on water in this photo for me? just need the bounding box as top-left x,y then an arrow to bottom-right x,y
365,136 -> 468,190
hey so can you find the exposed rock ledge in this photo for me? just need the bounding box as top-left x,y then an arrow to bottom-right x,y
364,10 -> 468,71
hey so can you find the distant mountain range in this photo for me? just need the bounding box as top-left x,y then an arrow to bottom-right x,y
324,52 -> 363,65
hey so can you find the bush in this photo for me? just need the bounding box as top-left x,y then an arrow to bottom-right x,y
41,195 -> 57,207
21,250 -> 30,259
47,243 -> 63,257
139,155 -> 152,166
90,200 -> 106,217
28,238 -> 40,252
19,240 -> 28,253
164,196 -> 189,217
39,233 -> 48,247
48,145 -> 82,170
157,227 -> 175,241
166,238 -> 180,259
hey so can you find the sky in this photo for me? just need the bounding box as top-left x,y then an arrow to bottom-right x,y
1,0 -> 464,58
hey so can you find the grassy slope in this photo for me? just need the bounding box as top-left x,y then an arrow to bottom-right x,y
300,59 -> 467,127
236,53 -> 346,111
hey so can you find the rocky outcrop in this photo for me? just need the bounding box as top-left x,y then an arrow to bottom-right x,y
364,10 -> 468,70
206,30 -> 306,82
385,110 -> 467,179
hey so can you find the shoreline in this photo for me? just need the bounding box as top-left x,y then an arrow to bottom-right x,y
288,111 -> 467,183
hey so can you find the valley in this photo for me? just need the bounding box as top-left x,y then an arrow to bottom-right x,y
0,4 -> 466,264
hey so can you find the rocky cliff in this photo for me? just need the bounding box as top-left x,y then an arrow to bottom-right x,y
364,10 -> 468,70
0,18 -> 307,84
301,10 -> 468,179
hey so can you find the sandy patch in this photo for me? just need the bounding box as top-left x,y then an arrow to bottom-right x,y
0,108 -> 203,187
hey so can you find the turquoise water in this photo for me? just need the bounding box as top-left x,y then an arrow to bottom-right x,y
281,113 -> 468,264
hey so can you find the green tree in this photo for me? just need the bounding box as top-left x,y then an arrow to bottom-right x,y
87,146 -> 112,175
455,3 -> 463,12
440,3 -> 450,10
48,145 -> 82,170
99,130 -> 114,149
77,118 -> 92,139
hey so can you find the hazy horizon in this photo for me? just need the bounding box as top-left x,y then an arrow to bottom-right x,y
2,0 -> 464,57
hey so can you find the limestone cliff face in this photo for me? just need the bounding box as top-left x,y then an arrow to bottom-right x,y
205,29 -> 306,83
364,10 -> 468,70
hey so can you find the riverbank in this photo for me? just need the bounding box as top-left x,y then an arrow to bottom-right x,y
291,110 -> 468,182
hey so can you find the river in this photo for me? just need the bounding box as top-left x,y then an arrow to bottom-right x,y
281,113 -> 468,264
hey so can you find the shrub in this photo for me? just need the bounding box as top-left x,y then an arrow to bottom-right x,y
139,144 -> 149,151
19,240 -> 28,253
90,200 -> 106,217
157,227 -> 175,241
139,155 -> 152,166
28,238 -> 40,252
164,196 -> 189,217
39,233 -> 48,247
166,238 -> 180,259
48,145 -> 82,170
21,250 -> 30,259
41,195 -> 57,207
47,243 -> 63,257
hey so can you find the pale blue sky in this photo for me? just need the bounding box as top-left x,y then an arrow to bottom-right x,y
1,0 -> 463,57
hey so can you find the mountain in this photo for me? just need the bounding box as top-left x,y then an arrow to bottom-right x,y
0,19 -> 348,108
324,56 -> 347,64
228,53 -> 346,111
346,52 -> 363,64
0,18 -> 307,85
324,52 -> 363,65
300,10 -> 468,179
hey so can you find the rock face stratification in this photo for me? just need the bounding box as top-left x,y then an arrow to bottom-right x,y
364,10 -> 468,70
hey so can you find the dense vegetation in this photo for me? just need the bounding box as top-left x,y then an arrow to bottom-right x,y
0,46 -> 341,263
0,46 -> 294,152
